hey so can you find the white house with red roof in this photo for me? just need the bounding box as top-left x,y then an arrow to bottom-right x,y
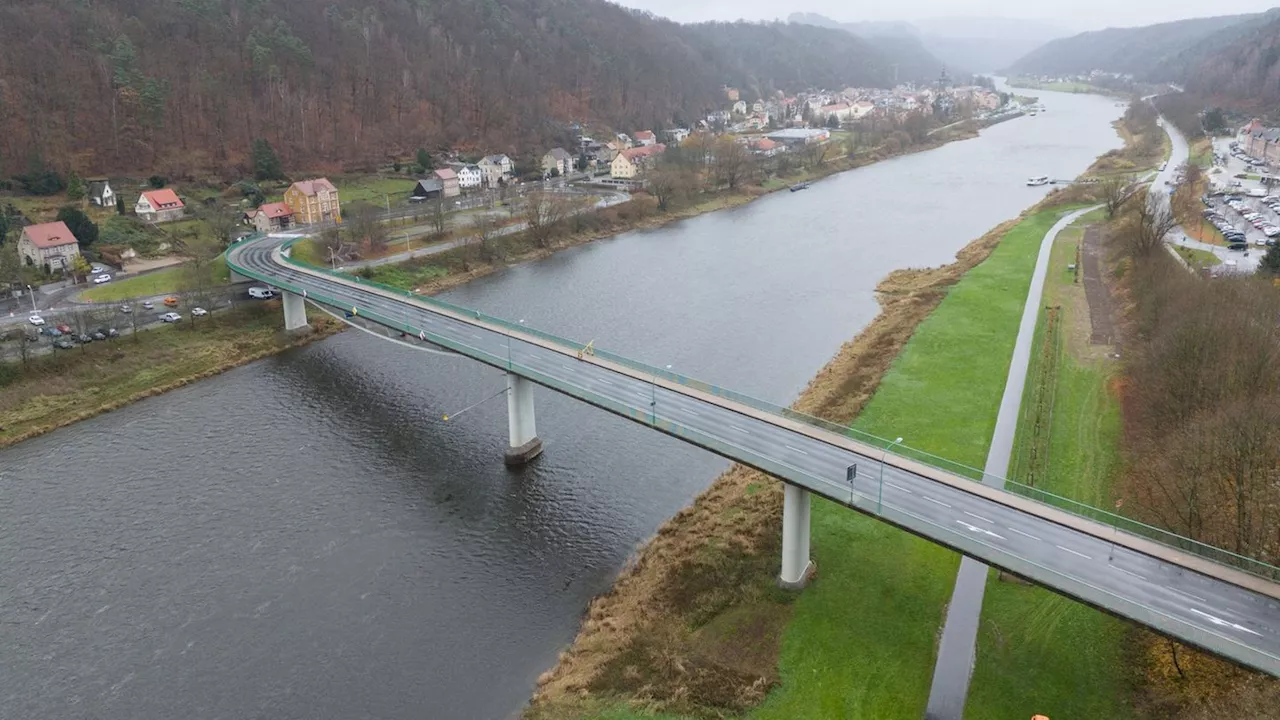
633,130 -> 657,147
135,188 -> 186,223
244,202 -> 296,233
17,221 -> 81,273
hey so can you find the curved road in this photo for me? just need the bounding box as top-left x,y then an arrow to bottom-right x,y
226,233 -> 1280,677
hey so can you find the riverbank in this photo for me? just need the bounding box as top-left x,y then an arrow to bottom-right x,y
0,303 -> 340,449
526,198 -> 1092,719
307,127 -> 981,298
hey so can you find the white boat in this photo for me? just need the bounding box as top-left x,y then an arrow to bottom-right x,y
1027,176 -> 1050,187
1028,111 -> 1038,116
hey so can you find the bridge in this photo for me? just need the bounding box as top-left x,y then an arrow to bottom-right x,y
226,232 -> 1280,677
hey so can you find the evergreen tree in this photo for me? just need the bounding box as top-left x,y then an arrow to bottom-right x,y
1260,243 -> 1280,276
252,138 -> 284,181
56,206 -> 99,248
416,147 -> 433,173
116,195 -> 126,215
0,212 -> 9,246
66,171 -> 86,201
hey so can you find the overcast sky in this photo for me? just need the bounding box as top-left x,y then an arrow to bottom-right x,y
612,0 -> 1280,33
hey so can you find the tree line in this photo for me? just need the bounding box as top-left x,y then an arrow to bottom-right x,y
0,0 -> 916,180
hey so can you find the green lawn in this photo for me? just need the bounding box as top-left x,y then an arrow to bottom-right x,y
334,175 -> 417,208
80,256 -> 229,302
1174,245 -> 1221,268
966,214 -> 1133,719
749,207 -> 1085,719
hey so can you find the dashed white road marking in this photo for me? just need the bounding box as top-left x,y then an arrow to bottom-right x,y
963,511 -> 994,524
885,482 -> 912,494
598,378 -> 614,386
1055,545 -> 1092,560
784,445 -> 809,455
923,496 -> 952,508
1008,527 -> 1041,542
470,333 -> 484,340
1190,607 -> 1261,636
1178,590 -> 1209,604
683,408 -> 700,416
1116,567 -> 1146,582
729,425 -> 750,434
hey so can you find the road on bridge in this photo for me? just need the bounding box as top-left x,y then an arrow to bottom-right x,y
227,232 -> 1280,678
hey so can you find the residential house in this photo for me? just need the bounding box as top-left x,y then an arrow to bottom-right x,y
851,100 -> 876,120
616,132 -> 633,147
749,138 -> 781,157
244,202 -> 294,233
17,221 -> 80,273
633,131 -> 657,147
134,189 -> 186,223
283,178 -> 342,225
667,128 -> 690,144
1248,127 -> 1280,165
610,144 -> 666,179
410,178 -> 444,202
724,86 -> 740,102
433,167 -> 461,197
752,101 -> 765,114
541,147 -> 574,176
447,163 -> 484,190
732,100 -> 748,115
478,154 -> 514,186
87,180 -> 115,208
820,102 -> 854,123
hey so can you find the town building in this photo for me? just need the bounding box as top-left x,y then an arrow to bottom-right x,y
433,167 -> 461,197
478,154 -> 514,186
244,202 -> 295,233
87,180 -> 115,208
541,147 -> 574,176
766,128 -> 830,146
134,189 -> 186,223
410,177 -> 445,202
633,131 -> 657,147
283,178 -> 342,225
447,163 -> 484,190
610,144 -> 666,179
18,221 -> 80,273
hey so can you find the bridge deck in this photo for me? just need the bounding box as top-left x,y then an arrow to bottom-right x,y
227,233 -> 1280,676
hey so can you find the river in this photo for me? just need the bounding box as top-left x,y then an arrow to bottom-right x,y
0,85 -> 1123,720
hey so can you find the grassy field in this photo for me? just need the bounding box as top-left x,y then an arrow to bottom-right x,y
748,207 -> 1084,719
1174,244 -> 1222,268
0,303 -> 338,446
80,256 -> 229,302
1190,137 -> 1214,168
334,175 -> 417,208
967,210 -> 1134,719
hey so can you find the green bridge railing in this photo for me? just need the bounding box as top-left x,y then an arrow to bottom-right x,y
224,234 -> 1280,584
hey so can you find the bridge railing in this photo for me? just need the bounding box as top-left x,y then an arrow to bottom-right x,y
241,237 -> 1280,583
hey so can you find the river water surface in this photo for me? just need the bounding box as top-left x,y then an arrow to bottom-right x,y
0,85 -> 1124,720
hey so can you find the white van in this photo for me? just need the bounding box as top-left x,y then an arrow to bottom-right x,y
1248,188 -> 1267,198
248,287 -> 275,299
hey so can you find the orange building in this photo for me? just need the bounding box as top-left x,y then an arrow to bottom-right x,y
283,178 -> 342,225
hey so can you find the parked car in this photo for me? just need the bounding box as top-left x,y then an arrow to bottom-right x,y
163,296 -> 179,307
39,327 -> 61,337
55,323 -> 72,334
120,304 -> 132,314
142,301 -> 154,310
28,315 -> 45,326
191,307 -> 208,317
247,287 -> 275,299
77,333 -> 93,344
53,339 -> 75,350
160,312 -> 181,323
91,331 -> 107,341
93,274 -> 111,284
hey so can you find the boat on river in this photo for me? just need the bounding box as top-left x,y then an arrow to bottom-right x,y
790,182 -> 810,192
1027,176 -> 1050,187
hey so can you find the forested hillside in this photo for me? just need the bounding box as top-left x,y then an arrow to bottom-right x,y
1168,13 -> 1280,111
787,12 -> 959,81
0,0 -> 893,178
1007,13 -> 1260,77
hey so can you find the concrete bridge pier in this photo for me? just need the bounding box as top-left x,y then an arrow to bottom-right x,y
229,268 -> 252,284
504,373 -> 543,466
282,290 -> 309,331
778,484 -> 814,589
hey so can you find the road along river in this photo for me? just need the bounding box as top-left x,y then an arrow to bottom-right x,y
0,86 -> 1125,719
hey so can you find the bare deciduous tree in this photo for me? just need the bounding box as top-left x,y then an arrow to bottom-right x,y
712,137 -> 755,191
1119,193 -> 1177,260
647,166 -> 695,211
522,191 -> 574,249
1102,175 -> 1138,218
346,201 -> 389,252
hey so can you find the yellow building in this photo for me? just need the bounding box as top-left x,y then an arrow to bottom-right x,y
283,178 -> 342,225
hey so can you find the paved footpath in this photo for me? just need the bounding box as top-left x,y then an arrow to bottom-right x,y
924,204 -> 1100,719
